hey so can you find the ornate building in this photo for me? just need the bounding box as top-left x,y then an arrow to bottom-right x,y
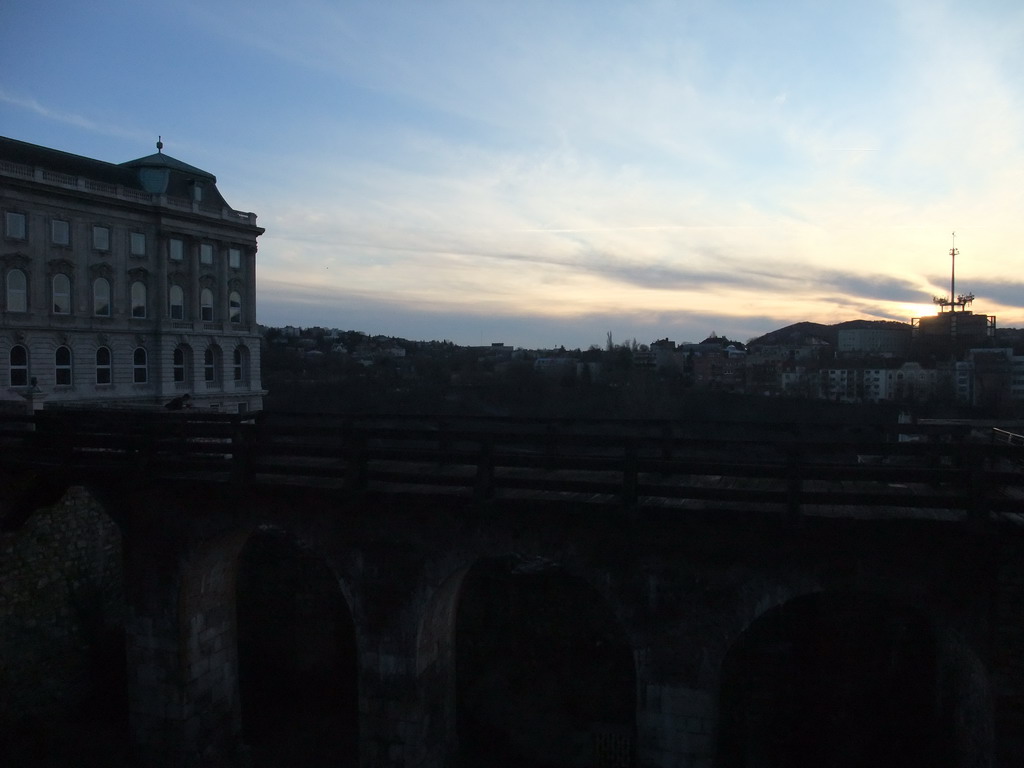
0,136 -> 265,412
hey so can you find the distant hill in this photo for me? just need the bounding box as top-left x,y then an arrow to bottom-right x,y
750,320 -> 911,347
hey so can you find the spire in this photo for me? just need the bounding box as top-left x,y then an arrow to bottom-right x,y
156,136 -> 163,154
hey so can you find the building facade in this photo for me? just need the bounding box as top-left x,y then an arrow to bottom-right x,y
912,310 -> 996,359
0,137 -> 265,412
836,325 -> 910,357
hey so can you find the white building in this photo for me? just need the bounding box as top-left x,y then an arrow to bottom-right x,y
1,136 -> 265,412
815,362 -> 939,403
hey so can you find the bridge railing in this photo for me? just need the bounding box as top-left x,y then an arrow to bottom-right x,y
993,427 -> 1024,448
1,410 -> 1021,519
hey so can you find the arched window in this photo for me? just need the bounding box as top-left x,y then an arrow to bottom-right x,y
96,347 -> 111,384
93,277 -> 111,316
173,345 -> 191,384
204,346 -> 221,385
169,284 -> 184,320
133,347 -> 148,383
6,269 -> 27,312
55,345 -> 72,386
131,281 -> 147,318
9,345 -> 28,386
233,345 -> 249,383
52,274 -> 71,314
200,288 -> 214,322
229,291 -> 242,324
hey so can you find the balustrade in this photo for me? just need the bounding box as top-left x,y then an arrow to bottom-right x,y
0,411 -> 1020,520
1,161 -> 257,223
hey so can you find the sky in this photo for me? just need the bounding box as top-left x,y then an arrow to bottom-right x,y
2,0 -> 1023,349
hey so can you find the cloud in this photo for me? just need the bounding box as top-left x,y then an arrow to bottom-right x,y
0,88 -> 148,143
962,279 -> 1024,314
810,270 -> 926,306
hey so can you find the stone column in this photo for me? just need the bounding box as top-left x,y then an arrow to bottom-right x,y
634,645 -> 717,768
350,551 -> 433,768
122,498 -> 246,767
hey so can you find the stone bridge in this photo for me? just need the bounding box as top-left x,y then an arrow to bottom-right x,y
1,411 -> 1023,768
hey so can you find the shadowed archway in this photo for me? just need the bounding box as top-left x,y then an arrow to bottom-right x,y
455,556 -> 636,767
236,529 -> 358,767
715,591 -> 991,768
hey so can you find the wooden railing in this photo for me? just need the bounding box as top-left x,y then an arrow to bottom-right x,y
1,410 -> 1022,518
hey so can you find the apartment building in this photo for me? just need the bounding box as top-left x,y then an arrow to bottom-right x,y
829,362 -> 940,403
1,136 -> 265,412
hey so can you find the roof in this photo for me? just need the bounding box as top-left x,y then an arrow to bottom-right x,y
1,136 -> 229,209
120,151 -> 216,182
1,136 -> 138,187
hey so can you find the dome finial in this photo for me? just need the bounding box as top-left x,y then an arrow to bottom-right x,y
156,136 -> 163,153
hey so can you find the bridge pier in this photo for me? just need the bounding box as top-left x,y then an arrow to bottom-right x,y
631,589 -> 725,768
636,680 -> 715,768
345,526 -> 447,768
358,641 -> 422,767
125,611 -> 221,768
122,498 -> 247,767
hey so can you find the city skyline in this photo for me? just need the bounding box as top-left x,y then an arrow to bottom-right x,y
3,0 -> 1022,349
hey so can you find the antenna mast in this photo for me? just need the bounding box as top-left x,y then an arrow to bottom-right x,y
950,231 -> 957,306
932,232 -> 973,312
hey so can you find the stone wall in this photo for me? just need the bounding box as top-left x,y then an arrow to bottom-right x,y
0,486 -> 125,727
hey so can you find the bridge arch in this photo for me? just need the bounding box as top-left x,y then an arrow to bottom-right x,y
417,554 -> 637,768
233,524 -> 359,767
714,589 -> 993,768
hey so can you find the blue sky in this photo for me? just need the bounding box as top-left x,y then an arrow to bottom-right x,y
3,0 -> 1023,348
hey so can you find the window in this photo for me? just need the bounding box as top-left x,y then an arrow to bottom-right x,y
204,346 -> 220,384
169,238 -> 184,261
96,347 -> 111,384
55,346 -> 72,386
52,274 -> 71,314
9,345 -> 28,386
192,183 -> 203,202
6,269 -> 27,312
169,284 -> 184,319
93,277 -> 111,316
51,220 -> 70,246
200,288 -> 214,321
131,281 -> 147,318
173,346 -> 189,383
200,243 -> 214,265
133,347 -> 148,383
233,345 -> 249,383
5,211 -> 26,239
130,232 -> 146,256
229,247 -> 241,269
229,291 -> 242,323
92,225 -> 110,251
